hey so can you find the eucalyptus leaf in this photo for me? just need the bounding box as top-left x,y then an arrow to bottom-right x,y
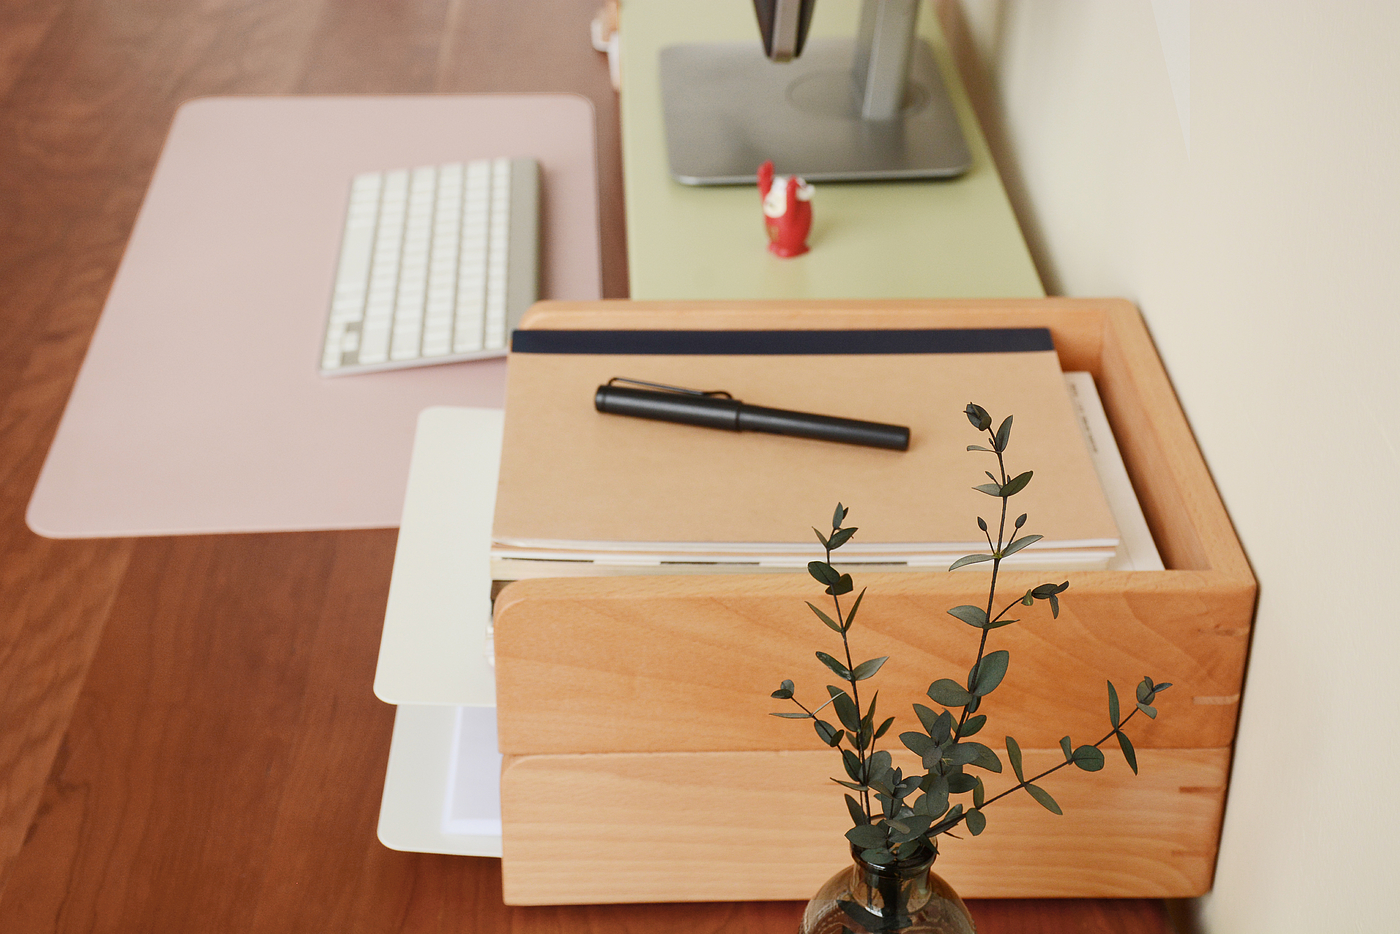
965,403 -> 991,431
828,526 -> 857,550
1116,730 -> 1139,775
815,651 -> 852,680
1137,702 -> 1157,719
927,679 -> 973,708
972,776 -> 985,809
983,616 -> 1020,629
977,516 -> 988,532
917,790 -> 950,821
771,679 -> 794,699
1025,783 -> 1062,815
897,814 -> 933,838
1107,680 -> 1121,728
846,794 -> 869,826
961,741 -> 1003,773
846,824 -> 886,849
806,602 -> 843,634
895,775 -> 922,799
958,714 -> 987,737
901,732 -> 936,756
934,708 -> 955,744
1006,735 -> 1025,782
1000,470 -> 1032,497
995,415 -> 1013,452
833,692 -> 861,732
858,848 -> 895,868
947,771 -> 978,794
851,656 -> 889,681
1001,534 -> 1042,557
828,574 -> 855,596
971,650 -> 1010,696
1072,745 -> 1105,771
967,444 -> 992,452
814,719 -> 843,747
811,527 -> 829,549
842,749 -> 863,782
948,604 -> 990,628
833,503 -> 848,530
1059,735 -> 1073,761
965,808 -> 986,836
770,711 -> 810,719
808,561 -> 840,586
949,553 -> 995,571
945,743 -> 978,767
1015,513 -> 1027,529
973,482 -> 1003,497
844,588 -> 866,631
874,716 -> 895,740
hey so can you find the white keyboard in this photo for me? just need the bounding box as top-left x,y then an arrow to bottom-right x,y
320,158 -> 539,375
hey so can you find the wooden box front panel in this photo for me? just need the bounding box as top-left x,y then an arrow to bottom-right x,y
499,746 -> 1230,905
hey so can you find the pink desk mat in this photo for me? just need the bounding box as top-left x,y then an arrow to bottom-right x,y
28,95 -> 600,538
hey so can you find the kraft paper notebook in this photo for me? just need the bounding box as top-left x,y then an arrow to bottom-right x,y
491,327 -> 1120,577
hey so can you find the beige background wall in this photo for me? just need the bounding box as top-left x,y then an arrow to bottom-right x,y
942,1 -> 1400,930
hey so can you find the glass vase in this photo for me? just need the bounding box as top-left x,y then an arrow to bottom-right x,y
799,845 -> 976,934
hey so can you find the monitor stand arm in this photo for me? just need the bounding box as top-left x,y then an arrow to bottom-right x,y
658,0 -> 970,185
853,0 -> 918,120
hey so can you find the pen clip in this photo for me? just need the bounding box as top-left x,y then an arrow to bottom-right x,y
606,377 -> 733,399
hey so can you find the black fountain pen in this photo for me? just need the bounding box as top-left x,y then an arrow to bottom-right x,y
594,378 -> 910,452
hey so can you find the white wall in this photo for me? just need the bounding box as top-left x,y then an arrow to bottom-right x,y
951,1 -> 1400,930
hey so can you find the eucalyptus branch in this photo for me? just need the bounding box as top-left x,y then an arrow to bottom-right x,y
977,706 -> 1149,814
770,404 -> 1171,864
956,422 -> 1008,740
827,536 -> 873,819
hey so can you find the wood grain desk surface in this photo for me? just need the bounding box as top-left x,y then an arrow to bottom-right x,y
0,2 -> 1168,930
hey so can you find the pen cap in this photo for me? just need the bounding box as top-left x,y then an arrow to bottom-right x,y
595,384 -> 742,430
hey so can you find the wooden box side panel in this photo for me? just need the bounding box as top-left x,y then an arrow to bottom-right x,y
494,571 -> 1251,755
1095,302 -> 1252,578
499,747 -> 1228,904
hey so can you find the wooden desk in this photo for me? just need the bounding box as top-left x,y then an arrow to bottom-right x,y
0,2 -> 1167,930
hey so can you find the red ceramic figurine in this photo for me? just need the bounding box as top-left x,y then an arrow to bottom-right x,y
758,160 -> 813,257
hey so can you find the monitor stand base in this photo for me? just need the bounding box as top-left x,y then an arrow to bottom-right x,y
658,37 -> 971,186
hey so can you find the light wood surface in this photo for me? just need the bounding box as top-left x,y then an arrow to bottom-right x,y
501,746 -> 1228,903
0,3 -> 1169,931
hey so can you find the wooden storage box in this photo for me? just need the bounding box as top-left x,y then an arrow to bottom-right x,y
492,298 -> 1254,905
